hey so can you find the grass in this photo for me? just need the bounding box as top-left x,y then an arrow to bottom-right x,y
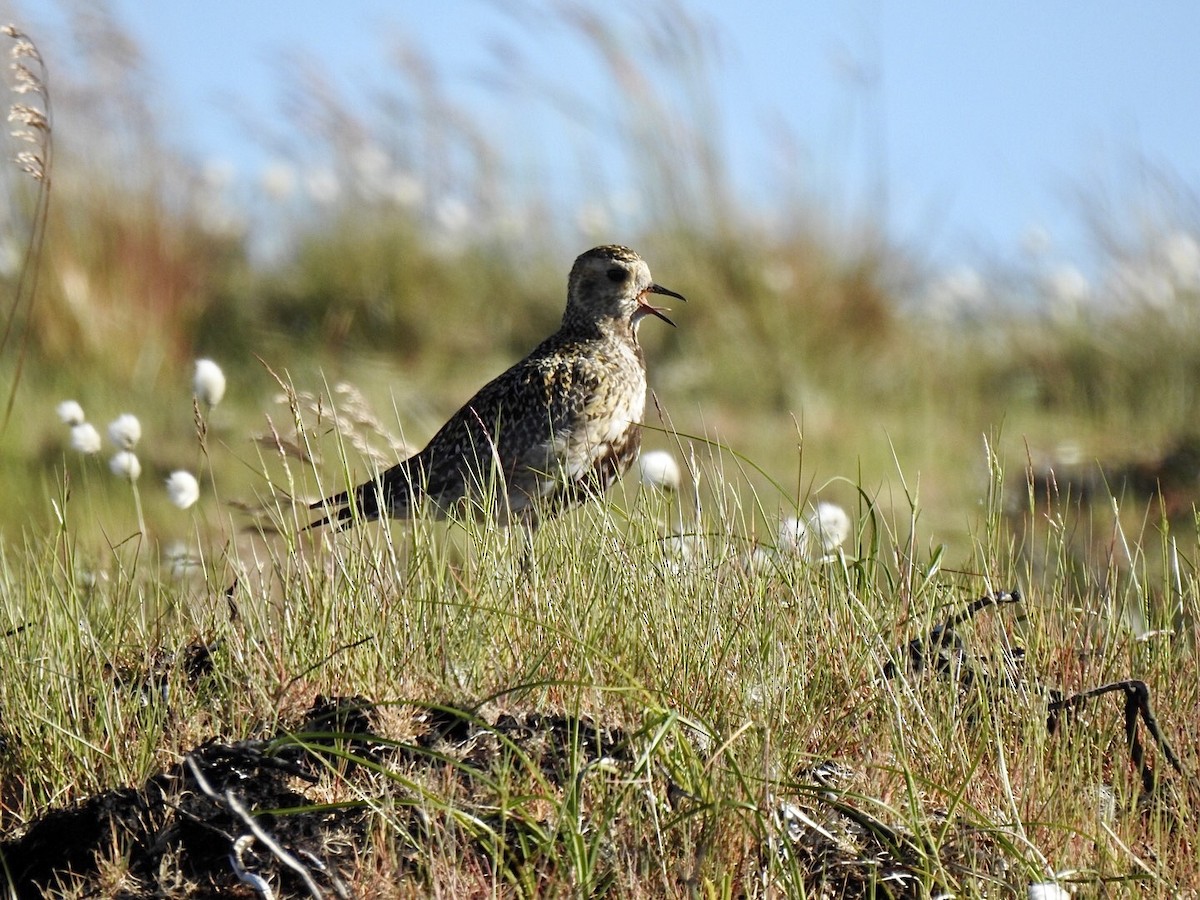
1,414 -> 1197,895
2,3 -> 1200,895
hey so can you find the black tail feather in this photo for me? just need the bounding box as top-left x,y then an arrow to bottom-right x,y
306,479 -> 381,531
304,453 -> 432,532
310,488 -> 350,510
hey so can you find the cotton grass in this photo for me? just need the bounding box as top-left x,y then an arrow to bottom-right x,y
165,470 -> 200,509
56,399 -> 84,426
69,422 -> 101,454
109,449 -> 141,482
107,413 -> 141,451
637,449 -> 682,493
193,359 -> 226,407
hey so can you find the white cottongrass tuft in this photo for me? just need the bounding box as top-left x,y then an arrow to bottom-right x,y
109,450 -> 142,481
107,413 -> 142,450
69,422 -> 102,454
637,450 -> 682,492
58,400 -> 102,454
165,470 -> 200,509
775,502 -> 852,562
744,545 -> 778,575
1027,883 -> 1071,900
193,358 -> 227,407
777,515 -> 808,556
806,502 -> 852,555
56,399 -> 85,426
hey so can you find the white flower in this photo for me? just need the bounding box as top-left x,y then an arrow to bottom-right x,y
56,399 -> 85,426
805,502 -> 851,555
109,450 -> 142,481
637,450 -> 682,492
1028,883 -> 1071,900
744,546 -> 777,575
165,470 -> 200,509
107,413 -> 141,450
777,503 -> 852,561
69,422 -> 102,454
193,358 -> 227,407
777,516 -> 807,556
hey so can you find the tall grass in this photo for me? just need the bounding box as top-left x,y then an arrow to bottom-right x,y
2,424 -> 1197,893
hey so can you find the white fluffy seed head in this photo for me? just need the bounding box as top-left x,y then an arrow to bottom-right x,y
637,450 -> 682,492
69,422 -> 102,454
805,502 -> 851,554
745,546 -> 778,575
1027,884 -> 1071,900
107,413 -> 141,450
193,358 -> 227,407
165,470 -> 200,509
56,399 -> 85,426
777,516 -> 807,555
777,503 -> 852,561
109,450 -> 142,481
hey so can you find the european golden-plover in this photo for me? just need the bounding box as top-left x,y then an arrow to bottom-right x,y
308,245 -> 683,531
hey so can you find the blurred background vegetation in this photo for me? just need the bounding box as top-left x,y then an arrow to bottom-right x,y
3,0 -> 1200,570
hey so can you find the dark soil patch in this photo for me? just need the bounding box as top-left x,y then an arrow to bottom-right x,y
2,698 -> 367,898
0,697 -> 635,898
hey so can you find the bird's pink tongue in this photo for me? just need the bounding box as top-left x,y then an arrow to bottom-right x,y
636,297 -> 676,326
637,283 -> 685,327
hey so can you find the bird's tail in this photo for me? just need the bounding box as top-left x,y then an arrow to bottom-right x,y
305,482 -> 375,531
305,459 -> 420,531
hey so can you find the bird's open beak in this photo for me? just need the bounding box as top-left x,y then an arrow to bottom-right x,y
638,283 -> 686,327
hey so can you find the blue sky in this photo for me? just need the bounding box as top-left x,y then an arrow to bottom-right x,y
25,1 -> 1200,272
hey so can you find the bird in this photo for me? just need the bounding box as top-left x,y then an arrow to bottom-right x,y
308,244 -> 684,533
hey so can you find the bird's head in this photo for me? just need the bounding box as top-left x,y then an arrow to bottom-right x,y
564,245 -> 685,332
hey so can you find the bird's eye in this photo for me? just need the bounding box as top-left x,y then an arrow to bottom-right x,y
606,266 -> 628,283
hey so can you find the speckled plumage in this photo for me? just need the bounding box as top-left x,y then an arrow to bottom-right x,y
309,245 -> 683,531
